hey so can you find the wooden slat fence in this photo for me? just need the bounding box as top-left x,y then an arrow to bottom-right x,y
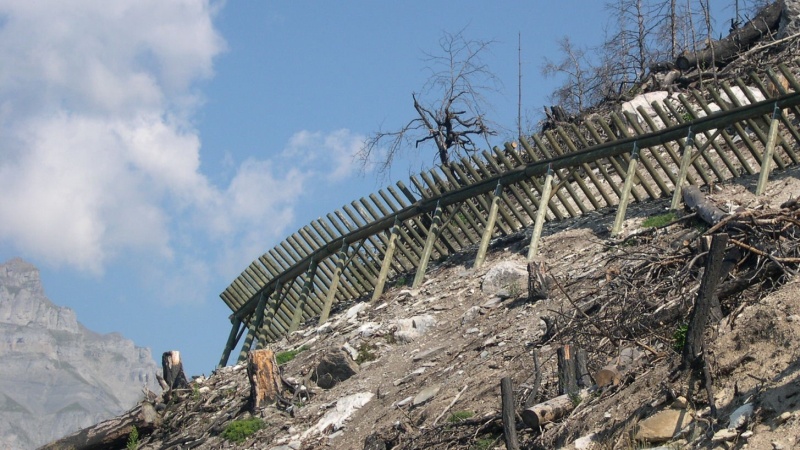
219,61 -> 800,366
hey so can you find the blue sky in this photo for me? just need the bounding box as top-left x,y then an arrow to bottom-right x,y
0,1 -> 743,376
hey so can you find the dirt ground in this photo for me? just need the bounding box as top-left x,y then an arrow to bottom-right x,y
130,165 -> 800,450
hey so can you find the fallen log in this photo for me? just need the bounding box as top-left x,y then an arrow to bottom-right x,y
37,402 -> 159,450
683,185 -> 727,225
521,389 -> 589,429
675,2 -> 782,71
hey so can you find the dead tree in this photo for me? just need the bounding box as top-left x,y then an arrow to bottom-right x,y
358,30 -> 498,177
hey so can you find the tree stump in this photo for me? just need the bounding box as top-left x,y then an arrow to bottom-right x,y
557,345 -> 578,396
527,261 -> 551,301
162,351 -> 189,390
247,349 -> 283,410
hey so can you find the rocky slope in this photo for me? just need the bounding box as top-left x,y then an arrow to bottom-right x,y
0,258 -> 160,450
119,165 -> 800,450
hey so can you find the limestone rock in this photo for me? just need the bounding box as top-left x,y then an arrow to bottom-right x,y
728,402 -> 754,429
634,409 -> 693,444
392,314 -> 436,343
481,261 -> 527,297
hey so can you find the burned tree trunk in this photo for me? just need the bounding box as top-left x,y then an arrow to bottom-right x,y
675,2 -> 782,71
527,261 -> 551,301
683,186 -> 727,225
500,377 -> 520,450
247,349 -> 283,410
38,402 -> 159,450
162,350 -> 189,390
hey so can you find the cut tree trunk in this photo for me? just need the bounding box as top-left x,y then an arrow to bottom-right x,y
521,389 -> 589,429
683,186 -> 727,225
162,350 -> 189,390
675,2 -> 782,70
38,402 -> 159,450
248,348 -> 283,410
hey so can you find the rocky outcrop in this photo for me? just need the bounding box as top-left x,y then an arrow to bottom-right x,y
0,258 -> 160,450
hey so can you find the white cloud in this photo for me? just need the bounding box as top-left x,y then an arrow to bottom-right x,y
283,129 -> 367,182
0,1 -> 372,303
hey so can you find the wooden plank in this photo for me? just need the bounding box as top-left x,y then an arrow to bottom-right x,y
529,134 -> 582,216
474,182 -> 503,268
722,82 -> 787,170
552,128 -> 614,207
670,129 -> 696,211
583,119 -> 645,202
684,90 -> 748,178
742,72 -> 799,163
457,157 -> 521,229
412,173 -> 468,249
437,163 -> 496,233
592,116 -> 659,199
368,193 -> 423,261
319,243 -> 348,324
372,217 -> 400,301
566,124 -> 624,201
477,151 -> 529,226
386,185 -> 448,257
756,104 -> 781,195
609,112 -> 671,197
289,260 -> 318,334
658,99 -> 717,185
612,145 -> 640,236
519,137 -> 567,219
528,168 -> 555,260
545,130 -> 597,211
353,200 -> 415,271
412,201 -> 443,289
427,170 -> 480,244
494,145 -> 539,222
624,110 -> 681,186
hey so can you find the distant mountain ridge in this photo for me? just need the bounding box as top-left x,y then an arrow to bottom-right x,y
0,258 -> 160,450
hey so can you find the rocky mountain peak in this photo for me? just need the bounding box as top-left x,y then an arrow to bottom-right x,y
0,258 -> 160,450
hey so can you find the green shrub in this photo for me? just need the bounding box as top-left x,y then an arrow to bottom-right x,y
447,410 -> 474,423
221,417 -> 265,443
642,212 -> 677,228
276,345 -> 309,365
126,426 -> 139,450
356,342 -> 377,364
673,323 -> 689,353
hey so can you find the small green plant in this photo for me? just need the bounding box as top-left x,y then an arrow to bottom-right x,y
276,345 -> 310,365
356,342 -> 377,364
192,384 -> 200,400
447,410 -> 474,423
394,275 -> 407,287
682,111 -> 693,122
642,211 -> 677,228
471,435 -> 499,450
673,323 -> 689,353
569,392 -> 582,407
126,425 -> 139,450
221,417 -> 265,443
506,280 -> 521,298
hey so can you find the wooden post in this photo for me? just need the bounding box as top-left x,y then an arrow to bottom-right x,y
475,182 -> 503,268
162,351 -> 189,390
218,317 -> 243,368
528,167 -> 554,260
500,377 -> 520,450
670,129 -> 695,211
289,260 -> 318,334
237,327 -> 255,363
756,104 -> 780,195
611,143 -> 640,237
372,217 -> 400,301
247,349 -> 282,410
320,242 -> 348,324
412,201 -> 443,289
